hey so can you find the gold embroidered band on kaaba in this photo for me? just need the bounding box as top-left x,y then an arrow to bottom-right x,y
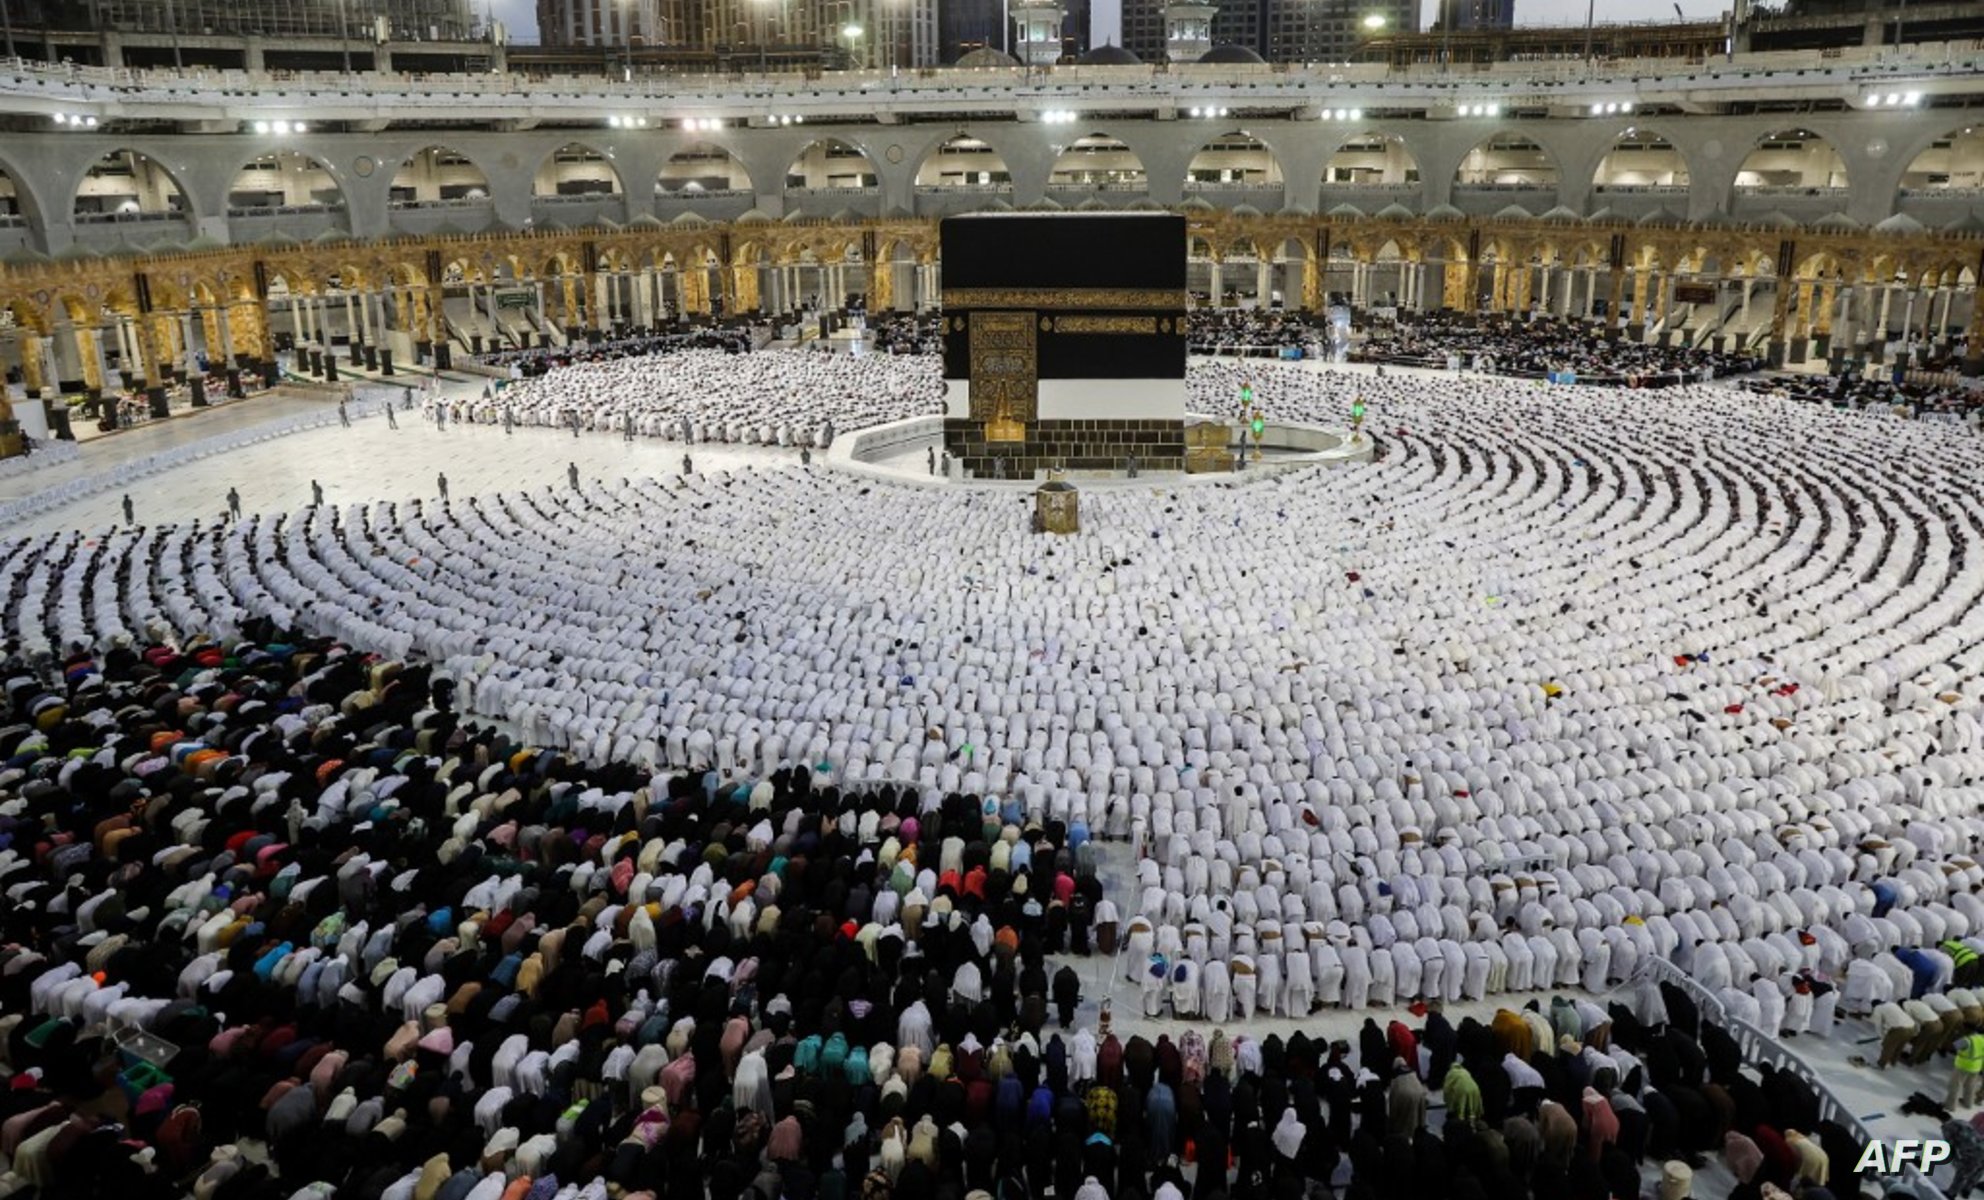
1041,315 -> 1161,335
942,288 -> 1188,312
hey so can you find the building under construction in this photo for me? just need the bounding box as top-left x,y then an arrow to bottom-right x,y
1361,0 -> 1984,66
39,0 -> 478,41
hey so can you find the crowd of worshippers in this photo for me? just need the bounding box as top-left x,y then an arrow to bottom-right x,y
0,630 -> 1105,1197
7,359 -> 1984,1194
869,315 -> 945,356
1737,373 -> 1984,425
1913,334 -> 1973,376
422,349 -> 945,446
1186,311 -> 1328,356
22,360 -> 1983,1023
0,631 -> 1933,1200
476,327 -> 763,378
1353,315 -> 1762,386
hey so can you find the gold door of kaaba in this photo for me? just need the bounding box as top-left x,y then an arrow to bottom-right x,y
968,310 -> 1038,442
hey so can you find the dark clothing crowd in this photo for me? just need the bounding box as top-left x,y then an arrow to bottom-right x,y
1355,315 -> 1761,387
0,621 -> 1923,1200
1187,311 -> 1326,356
1739,372 -> 1984,423
869,316 -> 945,357
481,327 -> 760,377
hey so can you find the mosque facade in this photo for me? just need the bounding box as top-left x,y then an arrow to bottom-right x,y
1,42 -> 1982,411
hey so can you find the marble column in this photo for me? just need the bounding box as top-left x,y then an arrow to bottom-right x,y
18,332 -> 44,398
117,319 -> 138,380
89,326 -> 113,392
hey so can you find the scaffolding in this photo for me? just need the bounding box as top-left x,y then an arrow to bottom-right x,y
84,0 -> 478,42
1361,18 -> 1728,66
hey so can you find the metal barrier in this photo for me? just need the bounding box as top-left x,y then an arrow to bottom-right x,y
1634,955 -> 1946,1199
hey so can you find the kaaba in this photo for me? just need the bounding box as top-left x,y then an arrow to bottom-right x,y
940,213 -> 1188,477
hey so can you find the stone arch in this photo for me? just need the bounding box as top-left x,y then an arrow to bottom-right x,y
1733,128 -> 1848,192
784,137 -> 881,192
659,142 -> 756,196
38,285 -> 131,397
0,166 -> 29,254
1322,131 -> 1420,187
1592,127 -> 1693,192
914,134 -> 1013,190
440,255 -> 492,285
72,148 -> 197,225
1361,237 -> 1410,307
1185,131 -> 1284,190
1221,236 -> 1279,307
1899,122 -> 1984,192
533,142 -> 627,199
1452,131 -> 1559,192
223,149 -> 350,213
1048,132 -> 1147,191
861,234 -> 924,312
0,151 -> 52,239
1794,248 -> 1848,280
390,145 -> 494,206
730,239 -> 773,314
222,150 -> 351,243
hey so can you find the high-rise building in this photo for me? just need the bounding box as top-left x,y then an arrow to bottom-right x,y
84,0 -> 478,40
1120,0 -> 1221,63
540,0 -> 938,65
1447,0 -> 1515,31
938,0 -> 1088,63
1135,0 -> 1406,62
940,0 -> 1005,61
1206,0 -> 1261,59
538,0 -> 667,45
1120,0 -> 1168,60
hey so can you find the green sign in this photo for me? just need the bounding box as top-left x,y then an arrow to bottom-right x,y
496,290 -> 534,309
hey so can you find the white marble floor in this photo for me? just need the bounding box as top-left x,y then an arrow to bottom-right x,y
8,418 -> 805,538
0,392 -> 339,505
